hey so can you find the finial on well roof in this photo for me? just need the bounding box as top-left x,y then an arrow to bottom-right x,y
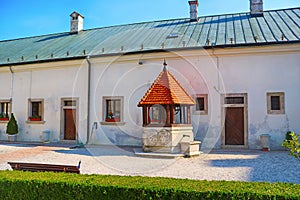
163,59 -> 167,71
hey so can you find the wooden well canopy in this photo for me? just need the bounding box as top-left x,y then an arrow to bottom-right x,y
138,61 -> 195,127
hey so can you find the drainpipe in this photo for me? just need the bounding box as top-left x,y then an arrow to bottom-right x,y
85,56 -> 91,145
211,47 -> 221,94
9,66 -> 14,112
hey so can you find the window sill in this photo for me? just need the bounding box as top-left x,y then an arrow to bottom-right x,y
100,121 -> 125,126
26,120 -> 46,124
267,111 -> 285,115
193,110 -> 208,115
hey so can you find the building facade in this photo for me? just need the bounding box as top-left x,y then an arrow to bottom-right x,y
0,2 -> 299,150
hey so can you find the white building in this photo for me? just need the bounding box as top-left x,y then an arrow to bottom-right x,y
0,1 -> 299,150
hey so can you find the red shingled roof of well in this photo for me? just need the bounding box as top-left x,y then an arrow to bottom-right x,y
138,66 -> 196,106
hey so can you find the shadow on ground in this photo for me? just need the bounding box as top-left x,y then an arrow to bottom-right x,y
209,151 -> 300,184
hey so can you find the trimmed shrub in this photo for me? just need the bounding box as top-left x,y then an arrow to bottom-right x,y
6,113 -> 18,135
0,171 -> 299,200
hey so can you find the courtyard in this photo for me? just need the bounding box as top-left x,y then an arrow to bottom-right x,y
0,142 -> 299,184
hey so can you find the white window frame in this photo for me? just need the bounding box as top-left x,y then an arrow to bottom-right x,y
27,98 -> 45,124
101,96 -> 125,126
193,94 -> 208,115
267,92 -> 285,115
0,99 -> 11,122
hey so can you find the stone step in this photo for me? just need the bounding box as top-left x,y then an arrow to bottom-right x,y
133,149 -> 184,158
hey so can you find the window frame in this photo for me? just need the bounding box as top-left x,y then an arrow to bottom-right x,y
101,96 -> 125,125
27,98 -> 45,124
0,99 -> 11,122
267,92 -> 285,115
193,94 -> 208,115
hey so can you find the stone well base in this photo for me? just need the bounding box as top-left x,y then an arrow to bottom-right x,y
142,125 -> 200,155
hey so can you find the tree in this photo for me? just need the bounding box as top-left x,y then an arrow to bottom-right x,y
282,132 -> 300,162
6,113 -> 18,135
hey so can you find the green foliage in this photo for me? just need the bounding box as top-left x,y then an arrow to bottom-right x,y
0,171 -> 299,200
0,112 -> 9,118
6,113 -> 18,135
282,131 -> 300,162
285,131 -> 293,141
30,115 -> 41,118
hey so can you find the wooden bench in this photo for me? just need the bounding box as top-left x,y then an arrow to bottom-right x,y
8,161 -> 81,174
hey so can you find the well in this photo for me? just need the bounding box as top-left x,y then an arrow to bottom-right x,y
138,61 -> 201,156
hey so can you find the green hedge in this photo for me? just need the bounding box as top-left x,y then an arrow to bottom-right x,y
0,171 -> 299,200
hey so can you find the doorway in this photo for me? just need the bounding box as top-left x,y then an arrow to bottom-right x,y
64,109 -> 76,140
222,94 -> 248,148
61,98 -> 78,141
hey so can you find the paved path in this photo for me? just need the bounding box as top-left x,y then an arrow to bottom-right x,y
0,143 -> 299,184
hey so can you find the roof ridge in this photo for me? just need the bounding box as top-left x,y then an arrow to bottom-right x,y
0,31 -> 71,43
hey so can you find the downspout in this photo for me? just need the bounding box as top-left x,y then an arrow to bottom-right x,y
85,56 -> 91,145
9,66 -> 14,112
212,47 -> 221,93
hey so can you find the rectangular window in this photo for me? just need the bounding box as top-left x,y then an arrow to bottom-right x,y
28,99 -> 44,122
270,96 -> 280,110
196,98 -> 205,111
194,94 -> 208,115
225,97 -> 244,104
64,100 -> 77,107
103,97 -> 123,123
267,92 -> 285,114
0,100 -> 11,121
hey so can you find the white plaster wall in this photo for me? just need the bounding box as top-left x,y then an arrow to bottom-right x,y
88,52 -> 222,148
0,68 -> 12,140
88,46 -> 300,150
89,58 -> 162,146
0,61 -> 88,143
219,52 -> 300,149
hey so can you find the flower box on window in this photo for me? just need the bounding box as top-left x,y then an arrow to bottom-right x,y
0,117 -> 9,121
0,113 -> 9,121
105,117 -> 120,122
29,117 -> 42,121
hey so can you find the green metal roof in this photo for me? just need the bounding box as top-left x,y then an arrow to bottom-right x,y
0,7 -> 299,66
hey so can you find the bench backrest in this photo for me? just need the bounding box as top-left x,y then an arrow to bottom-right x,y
8,162 -> 80,174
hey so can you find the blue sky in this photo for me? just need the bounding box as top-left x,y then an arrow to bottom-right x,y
0,0 -> 299,41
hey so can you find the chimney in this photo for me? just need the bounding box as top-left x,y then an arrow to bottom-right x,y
250,0 -> 263,17
70,11 -> 84,33
189,1 -> 199,22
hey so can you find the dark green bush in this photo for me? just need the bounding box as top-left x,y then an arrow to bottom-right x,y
6,113 -> 18,135
0,171 -> 299,200
286,131 -> 293,141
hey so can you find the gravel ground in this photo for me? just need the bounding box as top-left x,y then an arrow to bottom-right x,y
0,143 -> 299,184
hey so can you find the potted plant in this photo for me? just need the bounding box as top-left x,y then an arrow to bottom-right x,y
29,115 -> 41,121
105,112 -> 120,122
0,112 -> 9,121
6,113 -> 18,142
